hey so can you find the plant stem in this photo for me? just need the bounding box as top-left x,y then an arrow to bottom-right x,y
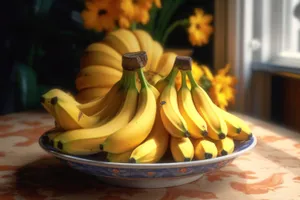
181,71 -> 188,88
131,22 -> 137,30
161,18 -> 189,45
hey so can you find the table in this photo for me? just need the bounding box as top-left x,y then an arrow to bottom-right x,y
0,111 -> 300,200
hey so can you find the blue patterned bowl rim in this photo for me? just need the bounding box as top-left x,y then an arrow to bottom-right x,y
39,134 -> 257,169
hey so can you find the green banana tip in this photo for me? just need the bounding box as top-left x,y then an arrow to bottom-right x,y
129,158 -> 136,163
204,153 -> 213,159
236,128 -> 242,134
221,150 -> 228,156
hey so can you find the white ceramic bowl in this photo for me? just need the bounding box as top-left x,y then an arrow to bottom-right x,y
39,133 -> 256,188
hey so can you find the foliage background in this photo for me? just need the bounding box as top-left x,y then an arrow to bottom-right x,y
1,0 -> 214,114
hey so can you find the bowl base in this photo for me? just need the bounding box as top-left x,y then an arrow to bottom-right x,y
97,174 -> 203,188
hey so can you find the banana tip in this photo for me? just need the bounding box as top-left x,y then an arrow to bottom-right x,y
204,153 -> 213,159
129,158 -> 136,163
183,157 -> 191,162
221,150 -> 228,156
184,131 -> 190,138
248,133 -> 253,140
50,97 -> 58,105
99,144 -> 104,151
202,130 -> 208,137
236,128 -> 242,134
218,133 -> 226,140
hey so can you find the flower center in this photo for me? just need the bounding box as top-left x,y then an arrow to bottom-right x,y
133,0 -> 138,4
196,24 -> 201,29
98,9 -> 108,16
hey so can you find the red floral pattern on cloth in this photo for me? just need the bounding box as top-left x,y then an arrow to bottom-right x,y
0,111 -> 300,199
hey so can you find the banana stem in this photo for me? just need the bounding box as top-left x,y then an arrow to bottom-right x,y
137,68 -> 148,89
187,71 -> 199,89
168,67 -> 179,86
180,71 -> 188,88
127,71 -> 137,89
165,67 -> 179,82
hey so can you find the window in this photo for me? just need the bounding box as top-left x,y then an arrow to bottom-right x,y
253,0 -> 300,70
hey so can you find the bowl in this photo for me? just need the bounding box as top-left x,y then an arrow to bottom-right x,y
39,133 -> 256,188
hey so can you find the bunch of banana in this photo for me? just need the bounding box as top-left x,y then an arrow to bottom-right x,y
41,52 -> 253,163
76,29 -> 176,103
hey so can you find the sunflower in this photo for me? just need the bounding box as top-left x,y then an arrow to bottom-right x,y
188,8 -> 213,46
209,64 -> 237,110
119,0 -> 160,27
81,0 -> 120,32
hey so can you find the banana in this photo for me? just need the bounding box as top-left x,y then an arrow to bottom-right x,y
159,67 -> 189,138
214,137 -> 235,156
178,70 -> 208,138
76,87 -> 111,103
215,106 -> 253,141
187,70 -> 228,140
103,29 -> 140,55
149,41 -> 163,72
80,43 -> 122,71
156,52 -> 177,77
52,70 -> 139,155
129,110 -> 169,163
170,137 -> 194,162
133,30 -> 153,71
100,68 -> 157,154
192,139 -> 218,160
107,151 -> 133,163
76,66 -> 122,90
41,89 -> 77,126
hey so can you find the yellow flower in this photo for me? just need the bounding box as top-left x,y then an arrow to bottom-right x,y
81,0 -> 120,32
188,8 -> 213,46
175,61 -> 204,90
209,64 -> 237,110
120,0 -> 157,26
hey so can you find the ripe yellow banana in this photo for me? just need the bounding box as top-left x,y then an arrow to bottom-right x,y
76,87 -> 111,103
159,67 -> 189,138
52,70 -> 139,154
178,70 -> 208,138
215,106 -> 253,141
129,110 -> 169,163
192,138 -> 218,160
76,66 -> 122,90
214,137 -> 235,156
149,41 -> 163,72
170,137 -> 194,162
187,70 -> 228,140
103,29 -> 140,55
107,151 -> 133,163
80,43 -> 122,71
133,30 -> 153,70
100,68 -> 157,154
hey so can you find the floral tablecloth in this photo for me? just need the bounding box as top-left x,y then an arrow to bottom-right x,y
0,111 -> 300,200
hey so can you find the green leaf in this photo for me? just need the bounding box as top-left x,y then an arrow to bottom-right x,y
33,0 -> 55,17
